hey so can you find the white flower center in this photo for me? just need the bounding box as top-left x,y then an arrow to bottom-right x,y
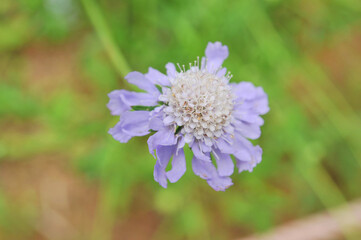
161,64 -> 234,146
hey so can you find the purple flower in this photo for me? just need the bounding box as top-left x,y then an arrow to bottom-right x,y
107,42 -> 269,191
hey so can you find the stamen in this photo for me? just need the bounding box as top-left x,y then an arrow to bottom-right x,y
177,63 -> 183,72
162,59 -> 234,146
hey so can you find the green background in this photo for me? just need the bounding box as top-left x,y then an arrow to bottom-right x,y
0,0 -> 360,239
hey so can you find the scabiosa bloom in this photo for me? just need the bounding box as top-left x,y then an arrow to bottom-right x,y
107,42 -> 269,191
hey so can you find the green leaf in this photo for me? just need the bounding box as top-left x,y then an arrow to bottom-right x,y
131,105 -> 157,111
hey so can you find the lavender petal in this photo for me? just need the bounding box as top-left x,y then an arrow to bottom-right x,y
165,62 -> 177,78
125,71 -> 159,95
207,176 -> 233,191
147,126 -> 177,155
107,90 -> 131,116
154,145 -> 176,188
166,148 -> 186,183
213,148 -> 234,177
205,42 -> 229,73
108,111 -> 150,143
191,141 -> 211,162
145,67 -> 171,87
192,155 -> 216,180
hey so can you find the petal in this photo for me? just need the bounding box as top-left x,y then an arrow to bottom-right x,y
157,145 -> 175,167
233,136 -> 263,173
147,126 -> 177,155
207,176 -> 233,191
166,148 -> 186,183
232,82 -> 269,115
154,161 -> 167,188
205,42 -> 229,73
233,82 -> 257,100
192,155 -> 216,180
107,90 -> 159,116
200,142 -> 212,153
125,71 -> 159,95
233,120 -> 261,140
149,107 -> 165,131
234,148 -> 252,162
191,141 -> 211,162
177,136 -> 186,151
253,88 -> 270,115
163,115 -> 174,125
201,57 -> 206,69
120,91 -> 159,107
166,62 -> 177,78
213,148 -> 234,177
192,155 -> 233,191
232,135 -> 253,161
108,111 -> 150,143
216,67 -> 227,78
145,67 -> 171,86
233,111 -> 264,126
236,146 -> 262,173
149,116 -> 164,131
120,111 -> 150,136
184,134 -> 194,143
107,90 -> 131,115
154,145 -> 176,188
215,137 -> 234,154
108,122 -> 132,143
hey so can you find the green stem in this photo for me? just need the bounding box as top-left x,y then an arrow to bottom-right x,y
81,0 -> 131,82
131,105 -> 157,111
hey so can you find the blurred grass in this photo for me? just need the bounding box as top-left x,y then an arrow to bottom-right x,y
0,0 -> 361,239
81,0 -> 131,80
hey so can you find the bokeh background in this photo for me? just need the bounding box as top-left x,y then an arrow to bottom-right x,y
1,0 -> 361,239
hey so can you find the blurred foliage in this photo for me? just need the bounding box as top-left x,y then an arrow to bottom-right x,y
0,0 -> 361,239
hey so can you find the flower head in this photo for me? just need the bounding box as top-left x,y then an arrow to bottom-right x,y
107,42 -> 269,191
